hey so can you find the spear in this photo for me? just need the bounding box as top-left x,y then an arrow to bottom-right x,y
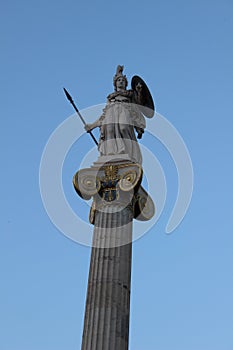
63,87 -> 98,146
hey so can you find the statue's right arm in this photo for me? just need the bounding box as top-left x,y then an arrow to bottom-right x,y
84,119 -> 101,132
84,100 -> 109,132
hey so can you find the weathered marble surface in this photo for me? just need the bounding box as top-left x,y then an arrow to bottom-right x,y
81,205 -> 133,350
74,65 -> 155,350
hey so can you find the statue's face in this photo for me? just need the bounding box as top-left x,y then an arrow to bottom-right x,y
116,76 -> 127,90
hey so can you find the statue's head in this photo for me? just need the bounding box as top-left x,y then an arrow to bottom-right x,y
113,65 -> 128,91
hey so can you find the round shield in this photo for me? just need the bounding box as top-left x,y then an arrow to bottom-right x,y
131,75 -> 155,118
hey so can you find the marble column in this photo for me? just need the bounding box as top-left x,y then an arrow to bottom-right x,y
81,204 -> 133,350
73,161 -> 154,350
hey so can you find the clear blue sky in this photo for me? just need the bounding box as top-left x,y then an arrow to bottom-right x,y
1,0 -> 233,349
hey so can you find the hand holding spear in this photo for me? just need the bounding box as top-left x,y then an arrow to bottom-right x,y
63,87 -> 98,146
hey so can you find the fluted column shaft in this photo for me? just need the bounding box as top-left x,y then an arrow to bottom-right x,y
81,204 -> 133,350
